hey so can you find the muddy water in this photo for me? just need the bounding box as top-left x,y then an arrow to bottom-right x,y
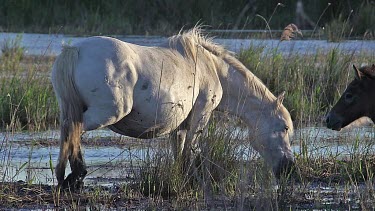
1,124 -> 374,186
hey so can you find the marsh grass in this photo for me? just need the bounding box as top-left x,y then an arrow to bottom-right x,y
0,75 -> 58,131
130,117 -> 375,209
1,35 -> 25,65
0,37 -> 60,207
0,38 -> 58,131
131,115 -> 278,209
238,45 -> 374,127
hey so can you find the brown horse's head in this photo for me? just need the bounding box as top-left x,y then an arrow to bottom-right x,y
326,64 -> 375,131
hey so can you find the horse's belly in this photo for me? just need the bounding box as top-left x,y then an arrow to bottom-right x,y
109,110 -> 186,139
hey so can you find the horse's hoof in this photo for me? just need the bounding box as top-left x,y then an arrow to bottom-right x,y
61,173 -> 84,192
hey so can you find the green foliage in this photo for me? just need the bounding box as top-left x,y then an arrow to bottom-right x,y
1,34 -> 25,58
0,40 -> 58,131
1,35 -> 25,71
0,0 -> 250,35
353,2 -> 375,37
0,74 -> 58,131
0,0 -> 374,36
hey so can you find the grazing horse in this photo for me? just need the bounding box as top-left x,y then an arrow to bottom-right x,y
326,64 -> 375,130
52,28 -> 295,190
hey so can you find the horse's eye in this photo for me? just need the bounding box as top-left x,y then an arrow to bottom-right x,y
345,93 -> 353,103
285,126 -> 289,131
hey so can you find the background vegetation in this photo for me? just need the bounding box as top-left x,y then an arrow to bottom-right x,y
0,36 -> 58,131
0,0 -> 374,37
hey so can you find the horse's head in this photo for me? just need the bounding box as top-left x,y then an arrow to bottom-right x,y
326,64 -> 375,131
250,92 -> 295,179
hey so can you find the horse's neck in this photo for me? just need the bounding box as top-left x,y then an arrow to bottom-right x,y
216,63 -> 276,128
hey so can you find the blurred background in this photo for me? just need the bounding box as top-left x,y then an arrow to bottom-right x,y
0,0 -> 374,38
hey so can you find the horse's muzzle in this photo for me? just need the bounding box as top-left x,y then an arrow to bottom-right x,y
325,113 -> 342,131
274,156 -> 295,180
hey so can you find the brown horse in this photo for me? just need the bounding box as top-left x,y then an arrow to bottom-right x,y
326,64 -> 375,130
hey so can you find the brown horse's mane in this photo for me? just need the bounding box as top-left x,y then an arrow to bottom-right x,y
359,64 -> 375,78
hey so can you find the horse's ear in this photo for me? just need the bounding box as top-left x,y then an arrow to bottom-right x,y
276,91 -> 285,107
353,64 -> 361,80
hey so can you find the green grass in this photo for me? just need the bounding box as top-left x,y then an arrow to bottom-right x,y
0,36 -> 58,131
123,118 -> 375,209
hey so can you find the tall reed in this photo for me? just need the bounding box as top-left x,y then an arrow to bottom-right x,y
0,36 -> 58,131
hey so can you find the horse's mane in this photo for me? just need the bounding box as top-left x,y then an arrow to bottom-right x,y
168,27 -> 255,81
169,27 -> 276,102
168,27 -> 228,60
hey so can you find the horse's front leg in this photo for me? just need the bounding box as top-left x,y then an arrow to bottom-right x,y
183,100 -> 223,204
183,108 -> 213,170
173,98 -> 218,172
170,122 -> 188,160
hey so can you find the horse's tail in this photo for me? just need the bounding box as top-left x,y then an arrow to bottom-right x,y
52,46 -> 84,184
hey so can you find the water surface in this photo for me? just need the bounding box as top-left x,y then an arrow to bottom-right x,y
1,32 -> 374,56
1,125 -> 374,186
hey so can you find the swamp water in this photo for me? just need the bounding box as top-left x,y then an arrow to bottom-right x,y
1,124 -> 374,186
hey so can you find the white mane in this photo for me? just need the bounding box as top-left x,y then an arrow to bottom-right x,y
169,27 -> 276,104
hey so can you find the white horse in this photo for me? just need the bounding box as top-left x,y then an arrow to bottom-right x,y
52,28 -> 295,190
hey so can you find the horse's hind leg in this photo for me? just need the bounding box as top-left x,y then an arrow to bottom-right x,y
59,88 -> 132,190
61,103 -> 130,189
56,132 -> 70,186
56,120 -> 87,191
63,144 -> 87,191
